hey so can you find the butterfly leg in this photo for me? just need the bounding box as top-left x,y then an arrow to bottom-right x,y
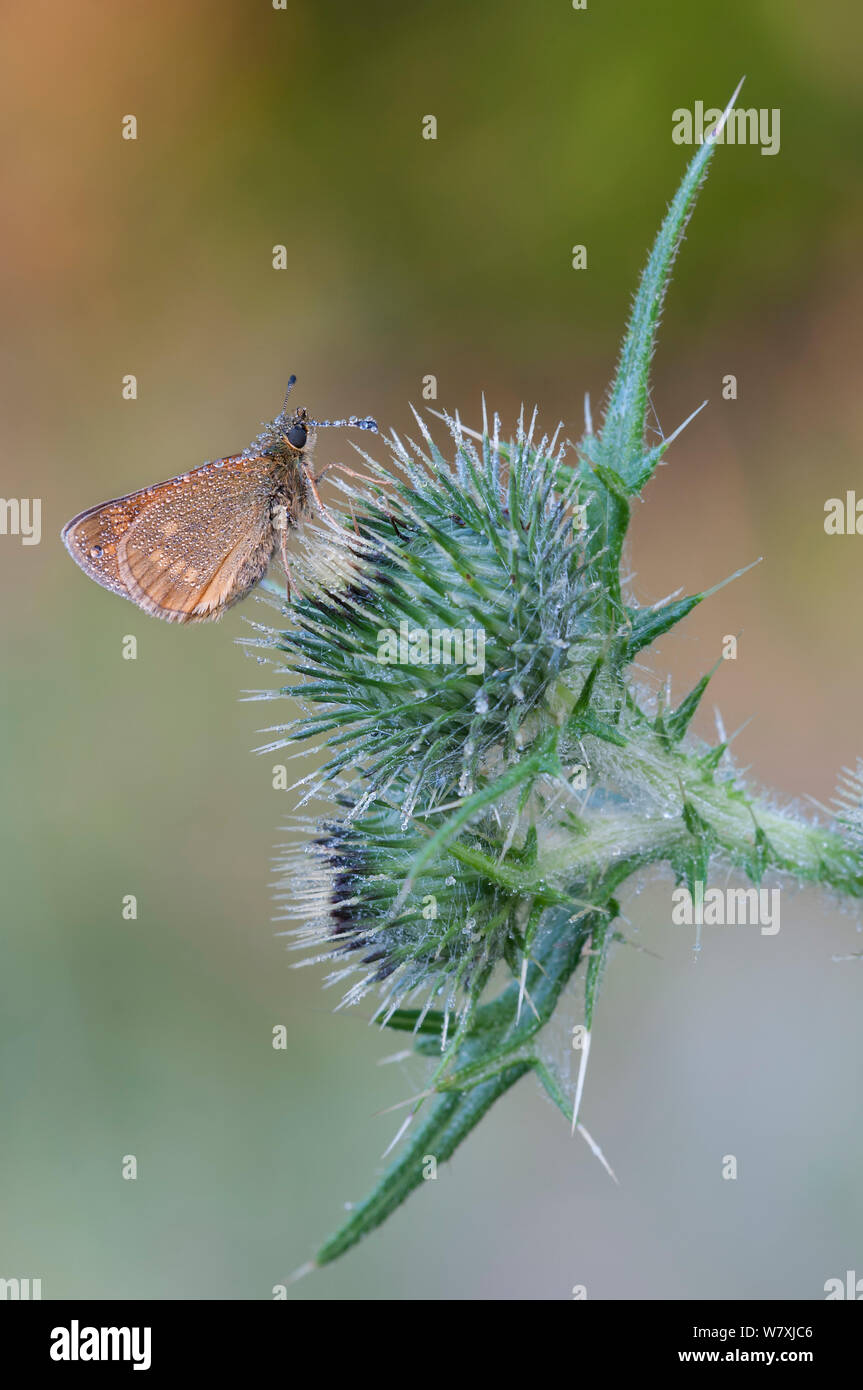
309,464 -> 404,539
312,462 -> 397,488
302,466 -> 346,532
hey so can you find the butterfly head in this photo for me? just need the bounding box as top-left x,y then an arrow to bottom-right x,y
274,374 -> 378,452
282,408 -> 310,453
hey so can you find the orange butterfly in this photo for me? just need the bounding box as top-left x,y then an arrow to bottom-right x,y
61,377 -> 378,622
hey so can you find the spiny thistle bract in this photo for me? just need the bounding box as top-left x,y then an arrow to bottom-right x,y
244,88 -> 863,1271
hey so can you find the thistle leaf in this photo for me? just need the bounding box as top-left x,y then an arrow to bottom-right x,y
598,79 -> 745,492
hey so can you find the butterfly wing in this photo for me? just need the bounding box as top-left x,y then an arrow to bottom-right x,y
62,481 -> 159,600
62,453 -> 280,623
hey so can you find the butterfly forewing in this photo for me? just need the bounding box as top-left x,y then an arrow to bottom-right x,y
62,452 -> 279,623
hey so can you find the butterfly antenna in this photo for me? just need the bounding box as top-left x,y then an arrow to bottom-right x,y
278,374 -> 298,417
309,414 -> 378,433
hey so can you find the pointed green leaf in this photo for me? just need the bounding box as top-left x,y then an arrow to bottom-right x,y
316,1064 -> 531,1266
599,81 -> 743,489
625,594 -> 704,659
665,658 -> 723,744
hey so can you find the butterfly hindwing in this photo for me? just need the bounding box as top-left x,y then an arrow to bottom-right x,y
63,453 -> 279,623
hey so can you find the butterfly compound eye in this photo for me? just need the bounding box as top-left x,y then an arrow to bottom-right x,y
286,421 -> 308,450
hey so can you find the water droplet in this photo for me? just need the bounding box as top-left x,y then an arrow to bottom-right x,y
89,545 -> 103,558
445,875 -> 456,887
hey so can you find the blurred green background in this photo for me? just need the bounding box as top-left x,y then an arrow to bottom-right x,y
2,0 -> 862,1299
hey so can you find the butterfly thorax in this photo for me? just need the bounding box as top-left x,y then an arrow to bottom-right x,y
262,433 -> 314,526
